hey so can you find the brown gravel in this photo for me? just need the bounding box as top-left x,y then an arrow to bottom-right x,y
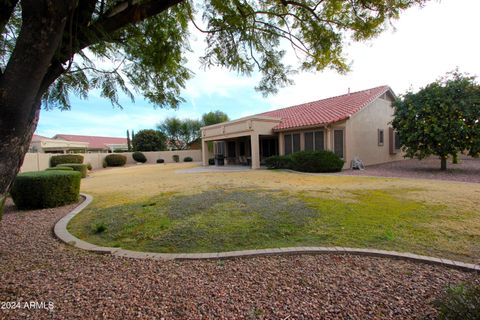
0,199 -> 478,320
341,156 -> 480,183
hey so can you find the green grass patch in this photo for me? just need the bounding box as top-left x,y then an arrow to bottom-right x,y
68,188 -> 479,261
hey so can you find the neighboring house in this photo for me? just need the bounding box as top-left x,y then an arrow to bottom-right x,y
200,85 -> 403,169
29,134 -> 89,153
29,134 -> 128,153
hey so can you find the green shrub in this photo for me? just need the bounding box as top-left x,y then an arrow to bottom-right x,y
208,158 -> 215,165
45,166 -> 74,171
183,156 -> 193,162
290,150 -> 344,173
172,155 -> 179,163
105,154 -> 127,167
434,282 -> 480,320
10,171 -> 81,209
50,154 -> 83,167
57,163 -> 88,178
156,159 -> 165,164
102,159 -> 107,168
265,155 -> 293,169
132,151 -> 147,163
86,163 -> 92,170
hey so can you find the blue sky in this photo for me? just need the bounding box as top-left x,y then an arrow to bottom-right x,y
36,0 -> 480,138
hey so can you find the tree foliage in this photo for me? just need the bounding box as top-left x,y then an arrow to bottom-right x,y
202,110 -> 229,126
158,117 -> 201,149
392,71 -> 480,170
132,129 -> 167,151
1,0 -> 427,110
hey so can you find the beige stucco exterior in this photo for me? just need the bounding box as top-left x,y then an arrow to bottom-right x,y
201,89 -> 403,170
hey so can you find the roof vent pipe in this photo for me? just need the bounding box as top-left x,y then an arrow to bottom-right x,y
348,88 -> 351,95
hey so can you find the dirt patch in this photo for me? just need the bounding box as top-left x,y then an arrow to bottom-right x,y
342,157 -> 480,183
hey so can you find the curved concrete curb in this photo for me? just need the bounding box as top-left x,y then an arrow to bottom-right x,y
55,193 -> 480,272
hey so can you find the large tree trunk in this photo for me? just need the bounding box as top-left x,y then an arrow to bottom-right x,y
0,0 -> 75,216
440,156 -> 447,171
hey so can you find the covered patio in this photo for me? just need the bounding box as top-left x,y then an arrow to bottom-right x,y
201,116 -> 282,169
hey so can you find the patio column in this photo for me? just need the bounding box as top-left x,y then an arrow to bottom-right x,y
250,133 -> 260,169
325,127 -> 332,151
202,139 -> 209,166
278,132 -> 285,155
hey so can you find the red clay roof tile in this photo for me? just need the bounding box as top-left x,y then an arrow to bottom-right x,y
258,85 -> 391,131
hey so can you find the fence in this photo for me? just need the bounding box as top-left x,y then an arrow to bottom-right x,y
20,150 -> 203,172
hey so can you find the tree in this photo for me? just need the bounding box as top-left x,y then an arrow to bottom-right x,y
392,71 -> 480,170
126,129 -> 132,152
0,0 -> 427,215
202,110 -> 229,127
158,117 -> 201,149
132,129 -> 166,152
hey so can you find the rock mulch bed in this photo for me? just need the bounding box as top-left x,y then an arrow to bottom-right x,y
0,199 -> 478,319
342,157 -> 480,183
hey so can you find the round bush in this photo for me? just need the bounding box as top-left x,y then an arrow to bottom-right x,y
290,151 -> 344,173
86,163 -> 93,171
172,155 -> 179,163
102,159 -> 107,168
105,154 -> 127,167
265,155 -> 293,169
156,159 -> 165,164
50,154 -> 83,167
10,171 -> 81,210
132,151 -> 147,163
45,166 -> 74,171
183,156 -> 193,162
208,158 -> 215,165
57,163 -> 88,178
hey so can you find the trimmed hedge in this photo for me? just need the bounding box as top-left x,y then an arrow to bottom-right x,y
156,159 -> 165,164
265,155 -> 293,169
290,150 -> 344,173
45,166 -> 74,171
105,154 -> 127,167
132,151 -> 147,163
57,163 -> 88,178
10,171 -> 81,209
172,155 -> 179,163
183,156 -> 193,162
50,154 -> 83,167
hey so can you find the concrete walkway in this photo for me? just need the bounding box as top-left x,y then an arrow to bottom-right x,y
175,165 -> 254,174
55,194 -> 480,272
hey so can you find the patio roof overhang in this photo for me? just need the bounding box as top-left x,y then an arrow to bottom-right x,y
201,115 -> 282,141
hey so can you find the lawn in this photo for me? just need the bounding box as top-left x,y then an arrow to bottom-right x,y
69,163 -> 480,263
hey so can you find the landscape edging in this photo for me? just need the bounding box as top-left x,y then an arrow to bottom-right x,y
54,193 -> 480,272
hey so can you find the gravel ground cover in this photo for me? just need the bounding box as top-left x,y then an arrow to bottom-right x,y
341,157 -> 480,183
1,199 -> 478,319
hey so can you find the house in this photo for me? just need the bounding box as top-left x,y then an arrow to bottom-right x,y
29,134 -> 89,153
200,85 -> 403,169
30,134 -> 128,153
53,134 -> 128,153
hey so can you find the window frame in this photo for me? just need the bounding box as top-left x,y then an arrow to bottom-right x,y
333,129 -> 345,159
378,129 -> 384,146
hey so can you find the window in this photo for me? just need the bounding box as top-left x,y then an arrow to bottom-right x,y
378,129 -> 384,146
304,131 -> 324,151
333,129 -> 344,159
304,132 -> 314,151
292,134 -> 300,153
239,141 -> 246,156
394,131 -> 401,150
284,134 -> 292,155
284,133 -> 301,154
315,131 -> 325,151
215,141 -> 225,155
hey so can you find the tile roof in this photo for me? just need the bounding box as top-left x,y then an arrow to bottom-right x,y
53,134 -> 127,149
258,85 -> 391,131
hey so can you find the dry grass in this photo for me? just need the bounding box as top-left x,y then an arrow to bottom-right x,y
73,163 -> 480,262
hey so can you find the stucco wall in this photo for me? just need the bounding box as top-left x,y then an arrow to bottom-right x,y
345,96 -> 404,167
19,150 -> 202,172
